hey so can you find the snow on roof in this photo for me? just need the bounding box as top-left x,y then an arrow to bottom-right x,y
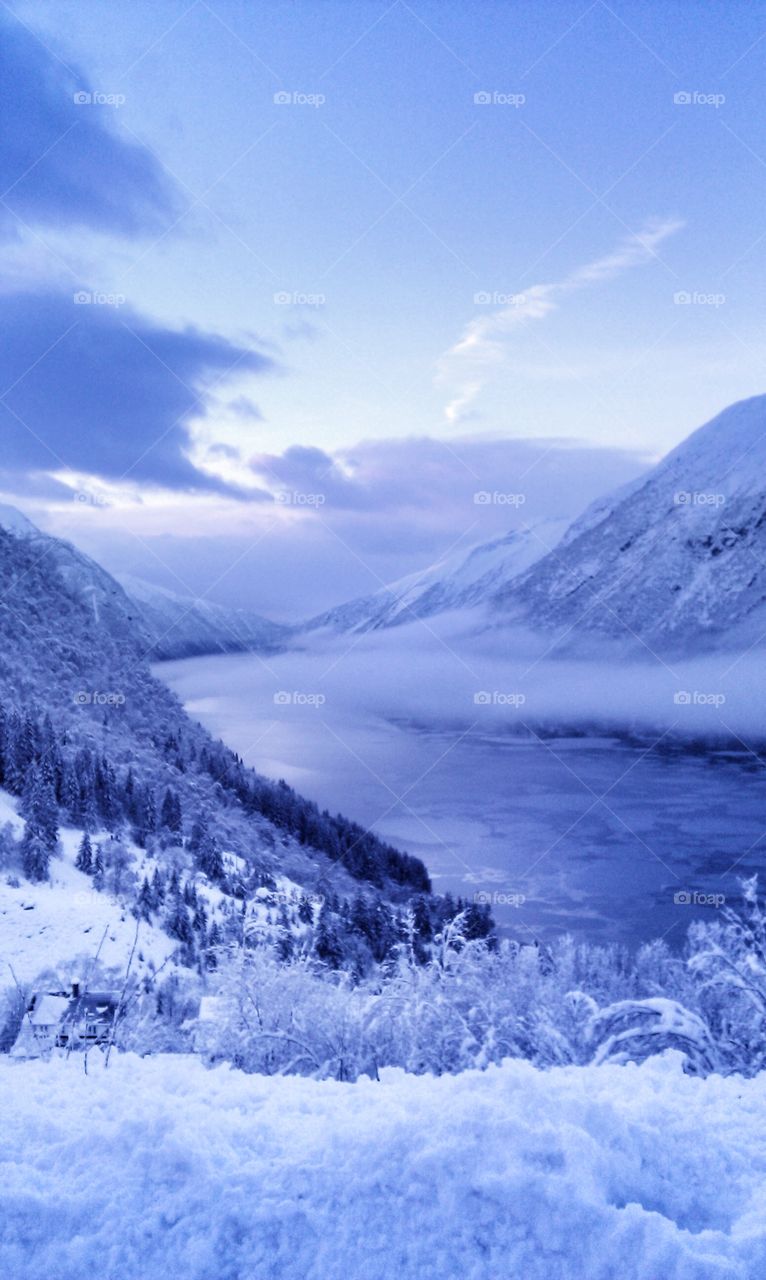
61,992 -> 119,1024
28,994 -> 69,1026
197,996 -> 224,1023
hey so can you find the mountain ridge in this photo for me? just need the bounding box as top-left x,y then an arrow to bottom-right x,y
498,394 -> 766,648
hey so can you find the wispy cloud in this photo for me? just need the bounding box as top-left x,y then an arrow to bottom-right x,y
437,218 -> 684,426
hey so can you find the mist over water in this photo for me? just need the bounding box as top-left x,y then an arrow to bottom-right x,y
159,619 -> 766,948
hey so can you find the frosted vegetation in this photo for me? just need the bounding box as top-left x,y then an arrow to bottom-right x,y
6,862 -> 766,1083
2,687 -> 765,1080
4,509 -> 766,1090
100,876 -> 766,1081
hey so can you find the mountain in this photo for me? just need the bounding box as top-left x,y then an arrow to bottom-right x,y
303,395 -> 766,653
0,503 -> 36,537
0,507 -> 450,991
0,508 -> 292,662
0,505 -> 150,699
118,573 -> 293,661
495,395 -> 766,649
304,519 -> 570,634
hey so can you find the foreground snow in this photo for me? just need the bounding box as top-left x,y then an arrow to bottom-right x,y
3,1053 -> 766,1279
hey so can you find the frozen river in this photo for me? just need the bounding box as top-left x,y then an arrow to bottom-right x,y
160,650 -> 766,948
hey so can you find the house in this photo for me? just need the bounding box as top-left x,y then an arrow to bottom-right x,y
57,987 -> 120,1048
18,991 -> 71,1055
186,994 -> 226,1057
12,982 -> 120,1057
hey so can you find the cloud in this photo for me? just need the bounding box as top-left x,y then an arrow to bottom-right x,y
227,396 -> 264,422
437,218 -> 684,425
0,17 -> 280,500
0,291 -> 275,494
0,10 -> 177,239
170,619 -> 766,745
229,434 -> 652,614
251,434 -> 648,519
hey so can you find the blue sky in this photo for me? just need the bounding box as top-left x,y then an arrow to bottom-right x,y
3,0 -> 766,614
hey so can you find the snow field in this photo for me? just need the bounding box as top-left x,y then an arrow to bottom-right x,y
2,1050 -> 766,1279
0,790 -> 174,983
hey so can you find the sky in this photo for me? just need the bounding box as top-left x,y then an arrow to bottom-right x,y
2,0 -> 766,617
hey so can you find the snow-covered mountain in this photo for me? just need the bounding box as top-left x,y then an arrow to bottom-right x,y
0,501 -> 152,686
303,395 -> 766,653
496,395 -> 766,649
0,501 -> 434,985
118,573 -> 292,660
304,518 -> 570,634
0,503 -> 36,537
0,507 -> 292,661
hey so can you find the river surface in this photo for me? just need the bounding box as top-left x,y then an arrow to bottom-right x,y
159,652 -> 766,948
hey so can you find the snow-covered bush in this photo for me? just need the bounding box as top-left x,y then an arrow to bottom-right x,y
198,949 -> 377,1079
686,875 -> 766,1074
185,880 -> 766,1081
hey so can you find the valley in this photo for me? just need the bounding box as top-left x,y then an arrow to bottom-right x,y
162,646 -> 766,946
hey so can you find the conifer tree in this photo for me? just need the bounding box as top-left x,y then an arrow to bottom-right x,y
75,831 -> 93,874
22,833 -> 50,883
92,844 -> 105,889
197,829 -> 224,881
136,876 -> 154,921
21,765 -> 59,852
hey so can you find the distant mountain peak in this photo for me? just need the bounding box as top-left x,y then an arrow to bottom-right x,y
118,573 -> 292,660
0,503 -> 37,536
302,518 -> 570,635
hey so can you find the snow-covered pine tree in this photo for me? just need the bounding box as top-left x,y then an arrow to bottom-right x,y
197,829 -> 224,881
75,831 -> 93,873
22,832 -> 50,882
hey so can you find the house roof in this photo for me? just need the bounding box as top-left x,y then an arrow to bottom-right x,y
61,991 -> 119,1024
28,994 -> 69,1026
198,995 -> 224,1022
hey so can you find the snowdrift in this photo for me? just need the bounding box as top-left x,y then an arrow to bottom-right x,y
3,1052 -> 766,1279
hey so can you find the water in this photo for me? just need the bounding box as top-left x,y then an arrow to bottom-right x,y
160,652 -> 766,948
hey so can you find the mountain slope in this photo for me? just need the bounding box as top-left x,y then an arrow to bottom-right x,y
304,519 -> 570,634
0,510 -> 437,984
118,573 -> 292,660
0,507 -> 292,662
496,395 -> 766,648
